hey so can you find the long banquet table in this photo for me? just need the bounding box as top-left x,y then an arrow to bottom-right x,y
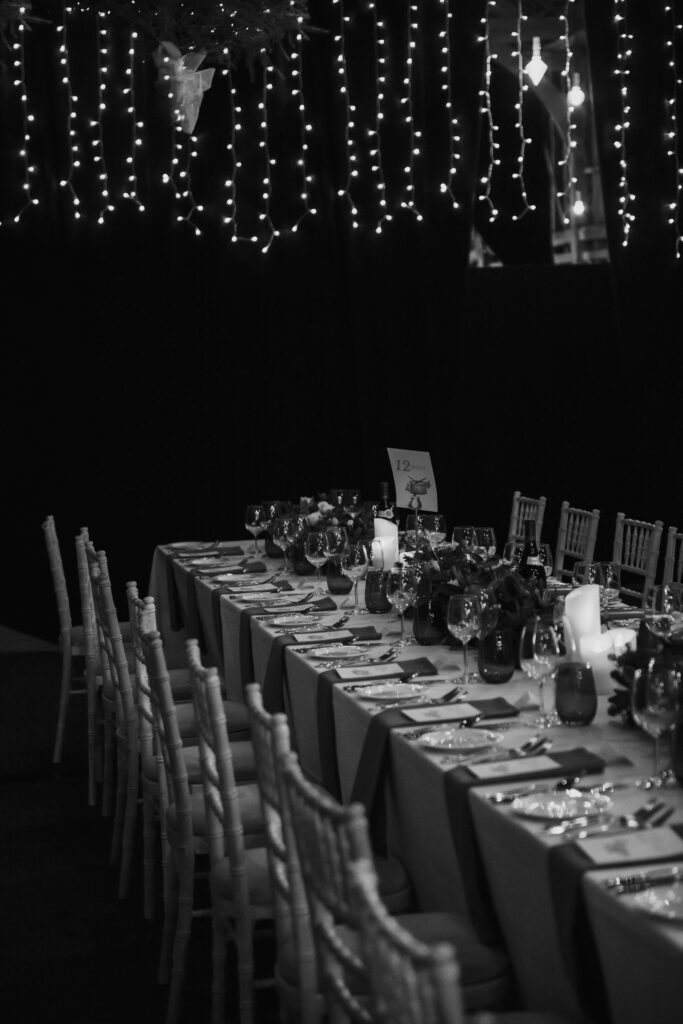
149,541 -> 683,1024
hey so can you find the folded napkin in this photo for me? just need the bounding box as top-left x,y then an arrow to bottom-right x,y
548,822 -> 683,1022
442,748 -> 607,944
262,626 -> 383,714
239,559 -> 267,572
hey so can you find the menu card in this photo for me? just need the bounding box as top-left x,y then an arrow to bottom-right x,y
577,828 -> 683,865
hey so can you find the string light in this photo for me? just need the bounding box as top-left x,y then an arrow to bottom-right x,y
56,3 -> 82,221
258,61 -> 276,254
158,49 -> 203,235
613,0 -> 635,246
477,0 -> 500,221
222,67 -> 244,244
567,72 -> 585,108
556,0 -> 578,228
121,29 -> 145,212
332,0 -> 360,229
367,2 -> 392,233
92,10 -> 114,224
664,4 -> 683,259
437,0 -> 461,212
524,36 -> 547,86
7,6 -> 38,224
279,22 -> 316,237
510,1 -> 536,220
399,3 -> 423,221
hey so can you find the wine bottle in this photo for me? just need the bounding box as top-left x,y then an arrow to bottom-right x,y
377,481 -> 395,521
517,518 -> 547,588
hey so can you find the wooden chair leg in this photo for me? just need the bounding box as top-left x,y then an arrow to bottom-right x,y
210,902 -> 228,1024
101,704 -> 116,818
117,747 -> 140,900
87,672 -> 98,807
236,918 -> 255,1024
52,640 -> 72,764
142,789 -> 158,920
158,852 -> 179,985
165,854 -> 194,1024
110,740 -> 127,866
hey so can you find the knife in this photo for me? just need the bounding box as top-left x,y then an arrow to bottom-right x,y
604,865 -> 683,893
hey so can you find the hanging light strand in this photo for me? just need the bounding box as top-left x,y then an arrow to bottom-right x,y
281,24 -> 317,237
331,0 -> 360,229
8,8 -> 38,224
56,3 -> 83,221
121,29 -> 145,211
613,0 -> 635,246
510,1 -> 536,220
477,0 -> 500,221
438,0 -> 461,211
367,2 -> 392,233
400,2 -> 423,221
222,68 -> 245,243
175,131 -> 203,236
92,10 -> 114,224
664,4 -> 683,258
556,0 -> 577,226
258,62 -> 276,254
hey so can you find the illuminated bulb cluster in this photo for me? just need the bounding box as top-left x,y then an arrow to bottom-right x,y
556,0 -> 579,226
283,24 -> 316,236
510,2 -> 536,220
56,4 -> 82,220
367,3 -> 392,233
222,68 -> 241,243
437,0 -> 461,211
8,7 -> 38,224
613,0 -> 635,246
158,51 -> 203,236
121,29 -> 145,211
332,0 -> 360,229
477,1 -> 500,220
93,10 -> 114,224
399,3 -> 423,221
257,61 -> 277,254
664,4 -> 683,258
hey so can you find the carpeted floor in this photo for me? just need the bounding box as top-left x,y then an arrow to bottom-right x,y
0,643 -> 280,1024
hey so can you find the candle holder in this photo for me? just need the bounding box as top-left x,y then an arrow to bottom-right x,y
365,570 -> 391,613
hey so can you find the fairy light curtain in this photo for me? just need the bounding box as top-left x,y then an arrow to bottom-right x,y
1,0 -> 682,262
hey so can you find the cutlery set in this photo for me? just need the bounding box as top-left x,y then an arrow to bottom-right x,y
604,865 -> 683,894
439,735 -> 552,768
543,799 -> 675,840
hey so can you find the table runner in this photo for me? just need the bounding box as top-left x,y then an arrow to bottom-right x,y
547,823 -> 683,1023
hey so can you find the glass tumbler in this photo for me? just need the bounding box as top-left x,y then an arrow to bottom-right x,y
554,661 -> 598,726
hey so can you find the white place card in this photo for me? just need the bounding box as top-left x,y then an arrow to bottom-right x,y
577,828 -> 683,865
467,755 -> 560,780
387,447 -> 438,512
401,702 -> 480,724
336,664 -> 407,681
291,630 -> 354,643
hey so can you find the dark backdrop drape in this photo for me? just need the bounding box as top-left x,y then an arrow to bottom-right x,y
2,1 -> 681,641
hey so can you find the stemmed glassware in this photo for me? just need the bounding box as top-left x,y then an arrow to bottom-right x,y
599,562 -> 621,609
245,504 -> 268,556
305,532 -> 328,596
386,562 -> 420,646
502,541 -> 524,568
519,619 -> 561,728
631,659 -> 681,775
572,561 -> 605,588
474,527 -> 497,558
340,540 -> 371,615
645,583 -> 683,642
422,514 -> 447,553
446,593 -> 481,685
538,543 -> 554,581
452,526 -> 478,555
271,516 -> 293,576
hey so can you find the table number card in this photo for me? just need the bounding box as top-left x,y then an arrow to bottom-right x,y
577,828 -> 683,865
401,702 -> 481,724
336,664 -> 407,680
467,755 -> 560,780
387,448 -> 438,512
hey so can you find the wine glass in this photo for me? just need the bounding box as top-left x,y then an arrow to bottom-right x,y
538,543 -> 554,581
631,659 -> 681,775
305,531 -> 328,596
452,526 -> 478,555
286,513 -> 309,549
386,564 -> 416,646
322,525 -> 348,585
271,516 -> 293,576
599,562 -> 621,609
502,540 -> 524,568
340,540 -> 371,615
422,514 -> 447,552
572,561 -> 605,588
474,527 -> 497,558
245,503 -> 268,556
447,593 -> 480,685
519,619 -> 561,728
645,583 -> 683,642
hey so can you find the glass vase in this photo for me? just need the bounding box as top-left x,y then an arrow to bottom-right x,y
477,628 -> 515,684
325,557 -> 353,595
365,570 -> 391,613
554,661 -> 598,726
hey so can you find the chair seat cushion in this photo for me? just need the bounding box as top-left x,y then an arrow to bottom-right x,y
143,740 -> 255,784
373,854 -> 412,914
142,745 -> 202,784
210,846 -> 272,907
175,699 -> 251,742
166,782 -> 264,837
395,911 -> 511,1009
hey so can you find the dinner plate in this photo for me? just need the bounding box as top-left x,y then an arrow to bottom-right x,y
306,645 -> 372,660
238,596 -> 302,606
632,883 -> 683,922
419,727 -> 504,753
168,542 -> 212,550
511,792 -> 613,821
269,614 -> 323,627
185,556 -> 226,566
357,682 -> 430,702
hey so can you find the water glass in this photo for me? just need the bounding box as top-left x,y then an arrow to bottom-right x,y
631,659 -> 681,774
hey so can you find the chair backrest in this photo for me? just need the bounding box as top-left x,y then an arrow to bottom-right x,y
126,582 -> 157,766
280,749 -> 377,1024
612,513 -> 664,606
244,683 -> 319,1024
142,629 -> 193,850
75,528 -> 100,691
507,491 -> 547,544
663,526 -> 683,585
187,637 -> 251,881
553,501 -> 601,582
43,515 -> 73,637
349,859 -> 465,1024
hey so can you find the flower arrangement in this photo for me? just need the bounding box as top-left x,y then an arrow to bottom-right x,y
608,623 -> 683,725
292,493 -> 376,543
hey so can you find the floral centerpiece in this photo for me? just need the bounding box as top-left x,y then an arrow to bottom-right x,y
608,623 -> 683,726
